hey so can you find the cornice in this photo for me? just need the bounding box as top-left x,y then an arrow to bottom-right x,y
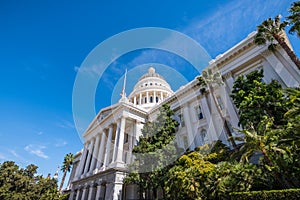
210,32 -> 256,70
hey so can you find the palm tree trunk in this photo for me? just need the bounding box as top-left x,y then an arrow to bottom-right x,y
273,34 -> 300,70
208,84 -> 237,150
59,170 -> 67,192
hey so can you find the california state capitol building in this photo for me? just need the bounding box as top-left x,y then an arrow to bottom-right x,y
66,31 -> 300,200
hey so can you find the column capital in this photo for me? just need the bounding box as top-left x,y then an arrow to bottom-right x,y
222,71 -> 233,80
261,49 -> 272,57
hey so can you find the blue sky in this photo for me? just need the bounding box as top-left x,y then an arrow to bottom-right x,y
0,0 -> 299,187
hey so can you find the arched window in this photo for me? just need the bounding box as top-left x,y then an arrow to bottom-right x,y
201,129 -> 207,144
144,97 -> 147,103
150,96 -> 153,103
156,97 -> 159,103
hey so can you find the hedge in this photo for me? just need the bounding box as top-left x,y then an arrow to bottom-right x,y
230,188 -> 300,200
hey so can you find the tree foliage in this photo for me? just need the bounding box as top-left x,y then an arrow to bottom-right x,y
231,69 -> 288,130
287,1 -> 300,37
231,69 -> 300,189
254,15 -> 300,69
165,146 -> 215,200
0,161 -> 64,200
205,161 -> 268,200
197,68 -> 237,150
59,153 -> 74,192
124,104 -> 179,199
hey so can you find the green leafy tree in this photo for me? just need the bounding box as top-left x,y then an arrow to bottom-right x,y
205,161 -> 268,200
59,153 -> 74,192
287,1 -> 300,37
165,145 -> 215,200
274,86 -> 300,188
231,70 -> 299,188
197,68 -> 237,150
0,161 -> 61,200
124,104 -> 179,199
254,15 -> 300,69
231,69 -> 288,130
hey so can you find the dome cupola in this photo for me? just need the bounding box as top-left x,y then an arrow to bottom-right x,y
128,67 -> 173,111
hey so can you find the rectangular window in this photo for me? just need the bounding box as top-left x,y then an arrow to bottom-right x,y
179,113 -> 185,127
124,133 -> 129,144
197,106 -> 204,120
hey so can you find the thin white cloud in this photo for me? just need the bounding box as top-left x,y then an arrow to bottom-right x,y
54,139 -> 68,147
74,63 -> 106,77
24,145 -> 48,159
183,0 -> 292,57
10,150 -> 21,158
56,119 -> 76,129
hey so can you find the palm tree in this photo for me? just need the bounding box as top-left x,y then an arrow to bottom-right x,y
59,153 -> 74,192
254,15 -> 300,70
197,68 -> 237,150
287,1 -> 300,37
235,117 -> 291,188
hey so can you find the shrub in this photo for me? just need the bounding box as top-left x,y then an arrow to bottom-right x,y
230,188 -> 300,200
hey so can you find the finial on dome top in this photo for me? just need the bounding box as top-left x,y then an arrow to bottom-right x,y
148,67 -> 155,74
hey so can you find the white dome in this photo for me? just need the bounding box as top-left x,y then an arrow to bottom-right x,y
128,67 -> 173,110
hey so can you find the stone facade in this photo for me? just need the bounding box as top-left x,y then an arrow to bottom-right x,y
66,31 -> 300,200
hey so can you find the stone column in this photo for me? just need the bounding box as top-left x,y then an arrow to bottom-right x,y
135,121 -> 142,143
83,139 -> 95,176
103,126 -> 113,167
146,91 -> 149,103
89,135 -> 100,174
75,189 -> 81,200
112,122 -> 120,163
127,123 -> 134,163
69,190 -> 75,200
95,185 -> 102,200
139,93 -> 142,105
201,96 -> 218,142
87,185 -> 95,200
75,142 -> 89,178
160,91 -> 163,101
96,131 -> 106,170
183,105 -> 195,150
116,117 -> 126,163
134,96 -> 137,105
81,188 -> 87,200
262,51 -> 299,87
154,91 -> 156,103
